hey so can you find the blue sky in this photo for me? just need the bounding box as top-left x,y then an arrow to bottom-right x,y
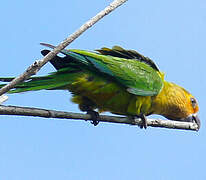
0,0 -> 206,179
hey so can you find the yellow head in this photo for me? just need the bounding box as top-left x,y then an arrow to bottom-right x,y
152,81 -> 200,129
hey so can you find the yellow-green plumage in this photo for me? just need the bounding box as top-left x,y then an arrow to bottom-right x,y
0,44 -> 200,129
68,72 -> 152,116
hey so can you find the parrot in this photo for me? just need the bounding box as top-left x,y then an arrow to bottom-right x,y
0,43 -> 200,129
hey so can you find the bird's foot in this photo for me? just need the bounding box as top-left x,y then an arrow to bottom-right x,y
128,114 -> 147,129
87,110 -> 100,126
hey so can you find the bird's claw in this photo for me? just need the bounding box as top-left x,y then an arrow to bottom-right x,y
128,114 -> 147,129
87,110 -> 99,126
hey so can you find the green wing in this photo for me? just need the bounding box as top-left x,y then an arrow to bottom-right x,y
41,44 -> 164,96
96,46 -> 160,71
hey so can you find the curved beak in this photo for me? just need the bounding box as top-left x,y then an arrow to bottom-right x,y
183,114 -> 201,130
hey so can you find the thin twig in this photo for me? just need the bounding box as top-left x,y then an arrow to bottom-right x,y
0,105 -> 199,131
0,95 -> 8,104
0,0 -> 127,96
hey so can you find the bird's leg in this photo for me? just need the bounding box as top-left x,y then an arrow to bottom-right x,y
79,101 -> 99,126
138,113 -> 147,129
128,113 -> 147,129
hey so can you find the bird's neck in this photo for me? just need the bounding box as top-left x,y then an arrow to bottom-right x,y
151,81 -> 188,119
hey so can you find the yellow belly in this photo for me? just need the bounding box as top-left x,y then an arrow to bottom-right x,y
67,73 -> 152,116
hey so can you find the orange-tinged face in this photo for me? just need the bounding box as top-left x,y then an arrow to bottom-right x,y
153,82 -> 200,130
181,93 -> 200,130
186,94 -> 199,114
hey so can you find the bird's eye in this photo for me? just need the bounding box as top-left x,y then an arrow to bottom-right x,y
190,97 -> 197,108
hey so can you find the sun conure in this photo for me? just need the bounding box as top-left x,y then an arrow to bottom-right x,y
0,43 -> 200,129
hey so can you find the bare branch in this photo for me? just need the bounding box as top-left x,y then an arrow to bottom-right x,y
0,95 -> 8,104
0,0 -> 127,96
0,105 -> 199,131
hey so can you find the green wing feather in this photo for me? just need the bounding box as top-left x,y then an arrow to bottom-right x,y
96,46 -> 160,71
0,44 -> 163,96
41,43 -> 163,96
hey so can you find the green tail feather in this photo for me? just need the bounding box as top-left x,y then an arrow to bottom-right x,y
0,68 -> 81,93
0,48 -> 85,94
